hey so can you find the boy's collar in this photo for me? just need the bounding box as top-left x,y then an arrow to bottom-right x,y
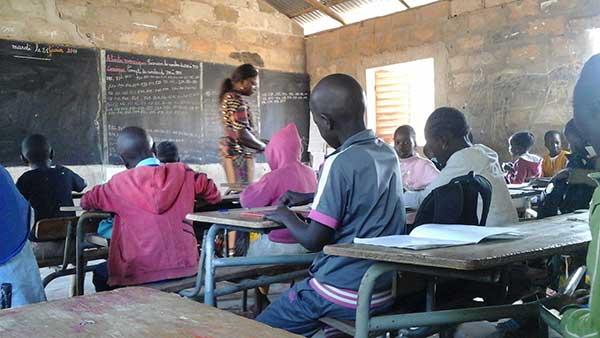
135,157 -> 160,168
339,129 -> 376,150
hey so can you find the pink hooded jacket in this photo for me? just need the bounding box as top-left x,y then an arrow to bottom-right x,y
240,124 -> 317,243
81,163 -> 221,286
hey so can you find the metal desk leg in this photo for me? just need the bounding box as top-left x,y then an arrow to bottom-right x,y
75,218 -> 86,296
204,224 -> 221,307
180,228 -> 208,299
355,263 -> 399,338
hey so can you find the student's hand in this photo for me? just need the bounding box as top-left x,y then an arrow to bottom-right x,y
502,162 -> 514,172
265,206 -> 296,225
278,191 -> 315,207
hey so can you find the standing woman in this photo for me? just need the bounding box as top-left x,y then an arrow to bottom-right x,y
219,64 -> 266,187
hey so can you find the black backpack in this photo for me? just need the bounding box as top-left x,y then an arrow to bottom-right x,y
410,171 -> 492,232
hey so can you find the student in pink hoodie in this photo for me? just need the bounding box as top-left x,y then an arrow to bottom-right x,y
241,123 -> 317,256
504,131 -> 542,184
81,127 -> 221,291
394,125 -> 440,191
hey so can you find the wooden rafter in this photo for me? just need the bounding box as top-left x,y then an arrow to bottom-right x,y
302,0 -> 346,25
399,0 -> 411,8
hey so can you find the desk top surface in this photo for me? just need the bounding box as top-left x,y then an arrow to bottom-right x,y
0,287 -> 300,338
324,212 -> 591,271
186,206 -> 310,229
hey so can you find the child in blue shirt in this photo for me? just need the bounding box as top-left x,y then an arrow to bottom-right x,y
260,74 -> 406,337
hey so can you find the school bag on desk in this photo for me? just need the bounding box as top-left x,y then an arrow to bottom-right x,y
410,171 -> 492,232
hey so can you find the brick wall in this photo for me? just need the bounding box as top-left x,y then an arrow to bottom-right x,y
306,0 -> 600,160
0,0 -> 305,72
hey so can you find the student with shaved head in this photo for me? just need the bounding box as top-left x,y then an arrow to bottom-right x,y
258,74 -> 405,337
81,126 -> 221,291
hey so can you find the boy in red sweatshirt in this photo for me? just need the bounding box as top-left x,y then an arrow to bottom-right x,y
81,127 -> 221,291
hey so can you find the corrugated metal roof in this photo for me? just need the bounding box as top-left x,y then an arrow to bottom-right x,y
264,0 -> 440,35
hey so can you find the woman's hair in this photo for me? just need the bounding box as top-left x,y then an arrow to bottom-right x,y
510,131 -> 535,150
425,107 -> 470,140
219,64 -> 258,101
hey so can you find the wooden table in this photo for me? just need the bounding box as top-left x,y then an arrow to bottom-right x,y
0,287 -> 300,338
322,212 -> 592,338
184,206 -> 316,306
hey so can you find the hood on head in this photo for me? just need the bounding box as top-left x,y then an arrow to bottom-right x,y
265,124 -> 303,170
116,163 -> 188,215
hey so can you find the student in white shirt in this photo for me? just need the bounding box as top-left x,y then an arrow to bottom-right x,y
404,107 -> 518,226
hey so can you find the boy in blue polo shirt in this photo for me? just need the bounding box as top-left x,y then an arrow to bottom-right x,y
261,74 -> 406,337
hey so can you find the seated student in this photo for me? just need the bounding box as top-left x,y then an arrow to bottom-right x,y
542,130 -> 569,177
405,107 -> 518,226
561,54 -> 600,338
504,131 -> 542,184
81,127 -> 221,291
241,123 -> 317,256
16,134 -> 86,260
258,74 -> 405,336
394,125 -> 439,191
540,120 -> 599,217
0,165 -> 46,307
156,140 -> 180,163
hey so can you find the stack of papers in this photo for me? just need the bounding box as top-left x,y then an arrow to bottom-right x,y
354,224 -> 523,250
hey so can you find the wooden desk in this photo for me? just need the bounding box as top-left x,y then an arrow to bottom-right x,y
183,206 -> 316,306
0,287 -> 300,338
323,212 -> 592,338
325,212 -> 590,271
509,187 -> 544,200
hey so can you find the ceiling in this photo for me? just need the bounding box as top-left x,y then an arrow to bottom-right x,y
264,0 -> 440,35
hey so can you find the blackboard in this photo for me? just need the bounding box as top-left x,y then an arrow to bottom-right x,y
0,40 -> 101,166
104,51 -> 203,164
259,70 -> 310,152
201,62 -> 260,164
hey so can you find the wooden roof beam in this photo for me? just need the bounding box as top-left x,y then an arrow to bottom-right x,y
399,0 -> 411,8
302,0 -> 346,25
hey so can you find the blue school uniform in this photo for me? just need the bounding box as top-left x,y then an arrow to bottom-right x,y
0,165 -> 46,307
258,129 -> 406,336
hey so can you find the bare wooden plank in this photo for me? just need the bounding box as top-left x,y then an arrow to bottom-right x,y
303,0 -> 346,25
324,212 -> 591,270
0,287 -> 301,338
34,217 -> 77,241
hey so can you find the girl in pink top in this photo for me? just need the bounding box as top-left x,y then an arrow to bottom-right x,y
504,131 -> 542,184
394,125 -> 440,191
241,123 -> 317,254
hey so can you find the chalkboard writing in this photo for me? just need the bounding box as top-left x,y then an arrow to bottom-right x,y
201,63 -> 261,164
0,40 -> 101,166
104,51 -> 203,164
259,70 -> 310,153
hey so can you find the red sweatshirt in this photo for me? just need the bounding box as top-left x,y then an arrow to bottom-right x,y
81,163 -> 221,286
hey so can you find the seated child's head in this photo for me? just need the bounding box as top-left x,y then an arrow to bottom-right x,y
508,131 -> 535,158
564,119 -> 587,154
156,141 -> 179,163
544,130 -> 562,157
424,107 -> 470,167
117,126 -> 154,169
21,134 -> 52,167
574,54 -> 600,153
309,74 -> 366,148
394,125 -> 417,159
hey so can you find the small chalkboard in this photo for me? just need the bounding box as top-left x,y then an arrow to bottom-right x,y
259,70 -> 310,153
104,51 -> 203,164
0,40 -> 101,166
201,62 -> 261,164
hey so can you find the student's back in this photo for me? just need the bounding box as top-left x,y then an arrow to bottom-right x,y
241,123 -> 317,244
17,165 -> 86,221
82,162 -> 221,286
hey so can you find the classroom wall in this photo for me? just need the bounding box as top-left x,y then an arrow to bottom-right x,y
305,0 -> 600,161
0,0 -> 304,186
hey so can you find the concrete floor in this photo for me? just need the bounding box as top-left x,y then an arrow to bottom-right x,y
40,266 -> 560,338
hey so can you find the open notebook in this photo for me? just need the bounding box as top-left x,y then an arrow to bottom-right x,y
354,224 -> 523,250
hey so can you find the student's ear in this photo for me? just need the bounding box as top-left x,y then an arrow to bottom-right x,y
319,113 -> 333,131
151,142 -> 157,156
20,153 -> 28,165
49,148 -> 54,160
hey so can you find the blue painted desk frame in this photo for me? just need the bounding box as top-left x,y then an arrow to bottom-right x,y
180,221 -> 316,306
